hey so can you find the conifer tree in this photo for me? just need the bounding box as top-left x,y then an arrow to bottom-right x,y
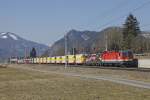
30,47 -> 37,58
122,14 -> 141,50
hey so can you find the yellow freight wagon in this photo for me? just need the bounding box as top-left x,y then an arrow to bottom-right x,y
47,57 -> 51,64
62,56 -> 68,64
39,57 -> 43,64
75,54 -> 87,64
31,58 -> 34,64
51,57 -> 56,64
56,56 -> 62,64
43,57 -> 47,64
68,55 -> 76,64
36,58 -> 39,64
36,57 -> 40,64
34,58 -> 37,64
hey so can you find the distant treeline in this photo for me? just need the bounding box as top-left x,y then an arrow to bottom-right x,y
43,14 -> 150,57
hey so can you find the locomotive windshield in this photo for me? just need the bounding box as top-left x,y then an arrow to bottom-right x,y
121,51 -> 133,58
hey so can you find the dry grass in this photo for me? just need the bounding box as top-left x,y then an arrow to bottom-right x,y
20,64 -> 150,82
0,66 -> 150,100
0,64 -> 7,68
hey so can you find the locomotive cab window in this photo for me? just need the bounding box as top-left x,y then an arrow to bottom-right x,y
121,51 -> 133,58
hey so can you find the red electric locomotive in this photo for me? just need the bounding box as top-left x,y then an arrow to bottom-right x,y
101,50 -> 138,67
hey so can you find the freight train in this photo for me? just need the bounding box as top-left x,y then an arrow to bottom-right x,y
10,50 -> 138,67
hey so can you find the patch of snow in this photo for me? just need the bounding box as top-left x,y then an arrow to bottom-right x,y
81,34 -> 90,41
9,34 -> 18,40
1,36 -> 8,39
0,32 -> 6,35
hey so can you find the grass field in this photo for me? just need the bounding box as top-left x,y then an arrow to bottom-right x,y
19,64 -> 150,82
0,66 -> 150,100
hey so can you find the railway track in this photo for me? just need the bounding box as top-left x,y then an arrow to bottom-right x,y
32,64 -> 150,72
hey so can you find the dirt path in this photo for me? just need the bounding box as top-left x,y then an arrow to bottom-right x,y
9,65 -> 150,89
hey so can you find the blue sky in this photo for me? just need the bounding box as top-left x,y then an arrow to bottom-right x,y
0,0 -> 150,45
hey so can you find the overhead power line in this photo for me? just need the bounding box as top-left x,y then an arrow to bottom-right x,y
86,0 -> 130,26
96,0 -> 130,20
141,24 -> 150,29
98,0 -> 150,30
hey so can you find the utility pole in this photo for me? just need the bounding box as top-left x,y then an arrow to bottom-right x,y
105,32 -> 108,51
25,47 -> 27,64
65,33 -> 68,68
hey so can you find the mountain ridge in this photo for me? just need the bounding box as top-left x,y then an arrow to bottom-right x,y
43,27 -> 150,56
0,32 -> 49,60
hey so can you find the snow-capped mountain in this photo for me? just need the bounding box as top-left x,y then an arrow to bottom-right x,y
0,32 -> 48,59
0,32 -> 21,40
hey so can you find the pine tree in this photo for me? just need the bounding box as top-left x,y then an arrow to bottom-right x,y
30,48 -> 37,58
122,14 -> 141,50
